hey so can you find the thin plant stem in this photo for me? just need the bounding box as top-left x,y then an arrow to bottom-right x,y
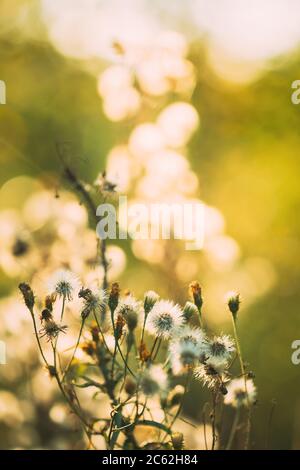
29,308 -> 49,367
226,408 -> 240,450
62,319 -> 85,381
231,316 -> 251,449
211,390 -> 218,450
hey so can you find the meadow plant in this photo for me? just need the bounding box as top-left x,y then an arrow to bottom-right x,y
19,271 -> 256,450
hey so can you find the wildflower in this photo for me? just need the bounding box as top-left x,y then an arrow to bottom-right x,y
39,320 -> 68,342
224,378 -> 257,408
40,308 -> 53,322
79,286 -> 107,320
226,291 -> 241,319
183,301 -> 198,321
139,342 -> 151,362
115,295 -> 142,331
45,294 -> 56,312
19,282 -> 35,310
171,325 -> 206,351
169,326 -> 207,374
171,432 -> 185,450
146,300 -> 184,340
108,282 -> 120,312
189,281 -> 203,310
140,364 -> 168,396
194,360 -> 227,390
144,290 -> 159,315
203,335 -> 235,367
47,269 -> 79,301
115,314 -> 125,340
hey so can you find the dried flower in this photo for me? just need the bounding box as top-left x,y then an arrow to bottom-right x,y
140,364 -> 168,396
19,282 -> 35,310
108,282 -> 120,312
183,301 -> 198,321
48,269 -> 79,301
40,308 -> 53,322
146,300 -> 184,340
224,378 -> 257,408
169,326 -> 207,374
115,295 -> 142,331
172,432 -> 185,450
144,290 -> 159,315
189,281 -> 203,310
139,342 -> 151,362
226,291 -> 241,319
40,320 -> 68,342
203,335 -> 235,368
194,360 -> 227,390
79,286 -> 107,320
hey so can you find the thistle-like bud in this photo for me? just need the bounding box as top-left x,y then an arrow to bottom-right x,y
91,324 -> 100,343
139,342 -> 151,363
183,301 -> 198,321
171,432 -> 185,450
108,282 -> 120,313
226,291 -> 241,319
144,290 -> 159,315
115,314 -> 125,340
40,308 -> 53,322
45,294 -> 56,312
19,283 -> 35,310
189,281 -> 203,310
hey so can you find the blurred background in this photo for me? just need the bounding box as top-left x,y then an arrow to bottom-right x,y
1,0 -> 300,449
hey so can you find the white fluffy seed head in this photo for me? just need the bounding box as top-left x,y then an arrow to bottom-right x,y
140,364 -> 168,396
47,269 -> 80,301
203,334 -> 235,367
193,360 -> 227,389
169,325 -> 207,374
145,300 -> 184,340
115,295 -> 143,330
224,378 -> 257,408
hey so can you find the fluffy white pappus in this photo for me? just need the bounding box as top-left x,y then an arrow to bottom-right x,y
171,325 -> 207,352
170,341 -> 200,375
115,295 -> 143,330
84,287 -> 108,310
194,359 -> 227,389
47,269 -> 80,301
145,300 -> 184,340
203,334 -> 235,367
140,364 -> 169,396
224,378 -> 257,408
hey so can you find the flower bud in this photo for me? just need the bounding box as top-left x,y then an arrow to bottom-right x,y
183,301 -> 198,321
108,282 -> 120,312
144,290 -> 159,315
189,281 -> 203,310
226,291 -> 240,318
171,432 -> 184,450
19,283 -> 35,310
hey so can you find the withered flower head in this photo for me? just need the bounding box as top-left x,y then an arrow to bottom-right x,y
108,282 -> 120,312
45,294 -> 56,312
19,282 -> 35,310
40,320 -> 68,342
40,308 -> 53,322
189,281 -> 203,310
226,291 -> 241,319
